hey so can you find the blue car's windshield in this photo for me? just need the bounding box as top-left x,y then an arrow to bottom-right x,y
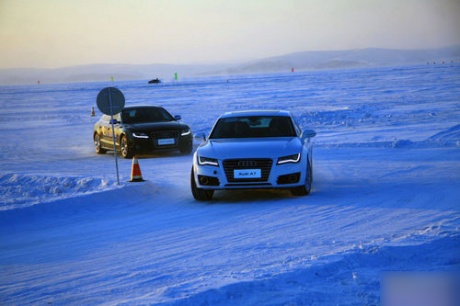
210,116 -> 296,139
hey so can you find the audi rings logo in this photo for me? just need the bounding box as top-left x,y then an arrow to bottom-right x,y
238,160 -> 257,167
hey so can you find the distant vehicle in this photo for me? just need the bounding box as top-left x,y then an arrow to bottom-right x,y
191,110 -> 316,201
148,78 -> 161,84
93,106 -> 193,158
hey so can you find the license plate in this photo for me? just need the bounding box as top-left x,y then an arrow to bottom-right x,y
158,138 -> 175,145
234,169 -> 261,179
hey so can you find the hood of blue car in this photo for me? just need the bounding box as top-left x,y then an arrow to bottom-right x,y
198,138 -> 302,160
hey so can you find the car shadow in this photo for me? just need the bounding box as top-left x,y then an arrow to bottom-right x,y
210,188 -> 295,203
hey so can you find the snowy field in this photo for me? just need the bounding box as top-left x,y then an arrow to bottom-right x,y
0,65 -> 459,305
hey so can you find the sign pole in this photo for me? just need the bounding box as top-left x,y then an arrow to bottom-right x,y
108,87 -> 120,185
96,86 -> 125,186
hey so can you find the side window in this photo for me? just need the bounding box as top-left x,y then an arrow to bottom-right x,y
102,114 -> 121,123
102,115 -> 110,124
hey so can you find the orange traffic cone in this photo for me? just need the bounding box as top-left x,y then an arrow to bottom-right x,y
130,156 -> 144,182
91,107 -> 96,117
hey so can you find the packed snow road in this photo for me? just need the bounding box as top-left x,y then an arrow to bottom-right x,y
1,65 -> 459,304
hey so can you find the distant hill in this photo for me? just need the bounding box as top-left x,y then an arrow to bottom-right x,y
224,45 -> 460,74
1,46 -> 459,85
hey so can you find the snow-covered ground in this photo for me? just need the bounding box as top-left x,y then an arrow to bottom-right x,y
1,65 -> 459,305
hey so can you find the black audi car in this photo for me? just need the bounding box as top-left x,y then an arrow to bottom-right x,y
93,106 -> 193,158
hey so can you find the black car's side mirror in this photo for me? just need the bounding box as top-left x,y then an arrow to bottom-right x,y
109,119 -> 120,124
194,133 -> 207,142
174,115 -> 182,121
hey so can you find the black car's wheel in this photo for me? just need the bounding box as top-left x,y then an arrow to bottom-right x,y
191,168 -> 214,201
94,133 -> 107,154
120,135 -> 133,159
291,160 -> 312,196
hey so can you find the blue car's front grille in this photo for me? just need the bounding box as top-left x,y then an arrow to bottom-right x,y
223,159 -> 272,183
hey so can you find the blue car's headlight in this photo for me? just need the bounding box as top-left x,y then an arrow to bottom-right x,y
277,153 -> 301,165
132,132 -> 149,139
198,156 -> 219,166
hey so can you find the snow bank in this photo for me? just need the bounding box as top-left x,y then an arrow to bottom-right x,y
0,173 -> 118,211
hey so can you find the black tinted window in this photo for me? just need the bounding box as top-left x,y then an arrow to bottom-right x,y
121,107 -> 173,123
210,116 -> 296,139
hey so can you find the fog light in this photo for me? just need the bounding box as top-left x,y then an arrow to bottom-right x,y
200,176 -> 209,185
198,175 -> 220,186
277,172 -> 300,185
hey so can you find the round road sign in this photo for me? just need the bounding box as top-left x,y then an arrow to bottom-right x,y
96,87 -> 125,115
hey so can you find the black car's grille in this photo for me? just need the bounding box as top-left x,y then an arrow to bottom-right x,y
151,130 -> 179,147
223,159 -> 273,183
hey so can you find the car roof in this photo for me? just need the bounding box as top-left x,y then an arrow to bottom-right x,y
122,105 -> 163,110
219,110 -> 292,118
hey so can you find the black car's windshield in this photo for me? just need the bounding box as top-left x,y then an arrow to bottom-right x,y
209,116 -> 296,139
121,107 -> 174,124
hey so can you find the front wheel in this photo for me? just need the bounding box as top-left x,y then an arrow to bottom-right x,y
191,168 -> 214,201
94,133 -> 107,154
120,135 -> 133,159
291,160 -> 312,196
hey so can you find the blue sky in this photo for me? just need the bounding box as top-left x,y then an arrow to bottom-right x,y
1,0 -> 459,68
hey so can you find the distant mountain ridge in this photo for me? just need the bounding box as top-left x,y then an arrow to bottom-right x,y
1,46 -> 459,85
225,45 -> 460,74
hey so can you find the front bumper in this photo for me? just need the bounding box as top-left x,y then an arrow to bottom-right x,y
130,134 -> 192,152
193,157 -> 307,190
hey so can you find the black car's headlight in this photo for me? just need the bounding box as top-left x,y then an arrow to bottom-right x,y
132,132 -> 149,139
181,128 -> 191,136
277,153 -> 301,165
198,156 -> 219,166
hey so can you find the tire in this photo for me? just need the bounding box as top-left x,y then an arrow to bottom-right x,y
94,133 -> 107,154
120,135 -> 133,159
291,160 -> 312,196
191,168 -> 214,201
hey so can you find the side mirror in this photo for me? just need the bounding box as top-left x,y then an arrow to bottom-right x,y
174,115 -> 182,121
303,129 -> 316,139
109,119 -> 120,125
194,133 -> 207,141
